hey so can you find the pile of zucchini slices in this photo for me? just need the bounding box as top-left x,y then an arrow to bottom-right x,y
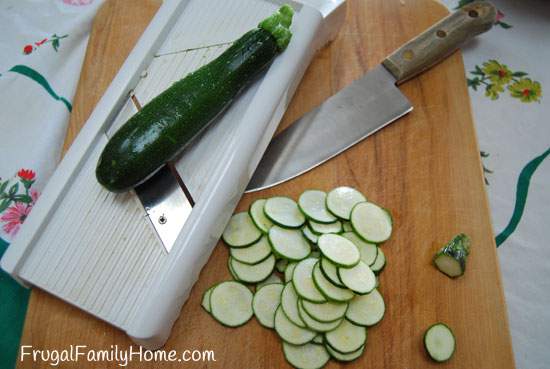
202,187 -> 392,369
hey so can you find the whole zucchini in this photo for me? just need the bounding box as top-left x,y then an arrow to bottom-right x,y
96,5 -> 294,192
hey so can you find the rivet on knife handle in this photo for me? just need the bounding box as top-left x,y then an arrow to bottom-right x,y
382,1 -> 496,84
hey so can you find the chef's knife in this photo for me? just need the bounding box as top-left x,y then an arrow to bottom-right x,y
246,1 -> 496,192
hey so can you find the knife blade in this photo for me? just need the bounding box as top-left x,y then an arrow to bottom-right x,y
246,1 -> 496,192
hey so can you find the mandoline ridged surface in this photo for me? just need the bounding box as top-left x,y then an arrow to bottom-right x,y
18,0 -> 281,329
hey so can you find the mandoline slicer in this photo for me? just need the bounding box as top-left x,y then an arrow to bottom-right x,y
1,0 -> 346,349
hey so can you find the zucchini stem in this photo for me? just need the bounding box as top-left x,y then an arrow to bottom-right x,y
259,4 -> 294,50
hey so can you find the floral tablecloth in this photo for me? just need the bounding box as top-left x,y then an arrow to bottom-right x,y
0,0 -> 548,368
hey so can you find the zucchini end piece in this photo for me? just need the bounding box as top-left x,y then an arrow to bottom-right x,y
259,4 -> 294,50
433,233 -> 471,278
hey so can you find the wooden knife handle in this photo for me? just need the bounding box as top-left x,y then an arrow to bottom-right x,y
382,1 -> 496,84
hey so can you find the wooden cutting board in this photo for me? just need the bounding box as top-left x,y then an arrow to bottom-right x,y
18,0 -> 515,368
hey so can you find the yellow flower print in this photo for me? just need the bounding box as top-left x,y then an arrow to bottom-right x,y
508,78 -> 542,103
482,60 -> 513,85
485,83 -> 504,100
467,59 -> 542,104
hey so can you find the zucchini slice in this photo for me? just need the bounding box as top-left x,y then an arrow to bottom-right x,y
326,344 -> 364,362
318,234 -> 360,267
229,236 -> 272,265
282,342 -> 330,369
342,231 -> 378,266
274,306 -> 316,345
370,248 -> 386,274
319,257 -> 346,288
230,255 -> 275,283
326,186 -> 367,220
276,258 -> 289,273
201,286 -> 214,313
228,257 -> 241,281
298,301 -> 343,332
301,299 -> 348,323
302,225 -> 319,244
253,283 -> 284,328
345,288 -> 385,326
209,281 -> 253,327
256,273 -> 283,290
424,323 -> 456,362
264,196 -> 306,228
222,212 -> 262,247
292,258 -> 327,303
350,202 -> 393,243
309,220 -> 342,235
337,261 -> 376,295
269,225 -> 311,261
298,190 -> 337,223
249,199 -> 273,233
285,262 -> 298,283
281,282 -> 307,328
325,319 -> 367,354
433,233 -> 470,278
312,261 -> 355,302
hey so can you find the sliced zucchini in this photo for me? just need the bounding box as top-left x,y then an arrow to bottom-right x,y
318,234 -> 360,267
222,212 -> 262,247
312,261 -> 355,302
424,323 -> 456,362
285,262 -> 297,283
257,273 -> 283,289
319,257 -> 346,288
350,202 -> 392,243
301,298 -> 348,323
345,288 -> 385,326
298,190 -> 337,223
326,186 -> 367,220
228,257 -> 241,281
249,198 -> 273,233
276,258 -> 289,273
433,233 -> 470,278
342,231 -> 378,266
230,254 -> 275,283
302,225 -> 319,244
282,342 -> 330,369
337,261 -> 376,295
253,283 -> 284,328
264,196 -> 306,228
269,225 -> 311,261
292,258 -> 327,303
325,319 -> 367,354
281,282 -> 307,328
274,306 -> 316,345
313,335 -> 324,344
201,286 -> 214,313
209,281 -> 253,327
298,301 -> 343,332
342,221 -> 353,232
370,248 -> 386,274
309,219 -> 342,234
326,344 -> 364,362
229,236 -> 272,265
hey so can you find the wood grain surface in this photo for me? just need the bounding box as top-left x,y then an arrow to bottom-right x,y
18,0 -> 515,368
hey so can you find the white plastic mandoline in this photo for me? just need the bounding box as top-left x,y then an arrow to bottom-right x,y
1,0 -> 346,348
